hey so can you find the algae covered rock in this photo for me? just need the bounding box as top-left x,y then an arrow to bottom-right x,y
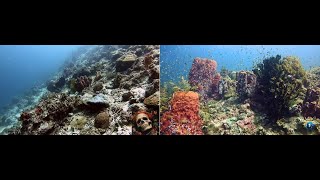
115,53 -> 137,72
302,87 -> 320,118
95,112 -> 110,129
70,115 -> 87,130
236,71 -> 257,100
144,91 -> 160,106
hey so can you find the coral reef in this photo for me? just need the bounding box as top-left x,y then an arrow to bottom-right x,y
143,91 -> 160,107
188,58 -> 221,100
236,71 -> 257,100
70,115 -> 87,130
95,112 -> 110,129
218,76 -> 236,99
93,82 -> 104,92
161,91 -> 203,135
4,45 -> 159,135
115,53 -> 137,72
302,87 -> 320,118
253,55 -> 307,119
47,77 -> 66,92
17,93 -> 77,135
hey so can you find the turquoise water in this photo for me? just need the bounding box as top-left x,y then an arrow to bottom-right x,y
160,45 -> 320,83
0,45 -> 82,111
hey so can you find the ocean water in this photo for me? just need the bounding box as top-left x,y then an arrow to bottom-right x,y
160,45 -> 320,83
0,45 -> 82,112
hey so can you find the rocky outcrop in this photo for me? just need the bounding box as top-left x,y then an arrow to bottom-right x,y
115,53 -> 137,72
236,71 -> 257,99
302,87 -> 320,118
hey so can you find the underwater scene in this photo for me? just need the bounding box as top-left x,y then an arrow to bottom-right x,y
0,45 -> 160,135
160,45 -> 320,135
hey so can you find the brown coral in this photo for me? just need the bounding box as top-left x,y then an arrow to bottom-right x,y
95,112 -> 110,129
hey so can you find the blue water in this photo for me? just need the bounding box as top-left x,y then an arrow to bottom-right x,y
160,45 -> 320,83
0,45 -> 82,111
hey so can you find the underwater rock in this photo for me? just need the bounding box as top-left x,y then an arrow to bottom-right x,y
130,87 -> 146,100
236,71 -> 257,100
149,65 -> 160,79
47,77 -> 66,92
38,121 -> 55,134
115,53 -> 137,72
95,112 -> 110,129
236,116 -> 256,134
94,71 -> 103,82
122,92 -> 133,101
302,87 -> 320,118
146,79 -> 160,97
82,93 -> 113,109
129,103 -> 147,113
289,104 -> 302,116
161,91 -> 203,135
188,57 -> 220,100
18,93 -> 76,135
93,82 -> 103,92
72,69 -> 91,78
69,76 -> 90,93
70,115 -> 87,130
218,76 -> 236,99
143,91 -> 160,106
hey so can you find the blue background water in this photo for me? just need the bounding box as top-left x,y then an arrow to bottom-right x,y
160,45 -> 320,84
0,45 -> 81,111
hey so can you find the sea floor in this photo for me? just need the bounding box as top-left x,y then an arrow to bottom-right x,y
0,45 -> 160,135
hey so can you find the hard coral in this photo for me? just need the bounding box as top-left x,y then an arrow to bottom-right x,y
188,57 -> 220,101
70,76 -> 91,93
19,93 -> 77,135
95,112 -> 110,129
161,91 -> 203,135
